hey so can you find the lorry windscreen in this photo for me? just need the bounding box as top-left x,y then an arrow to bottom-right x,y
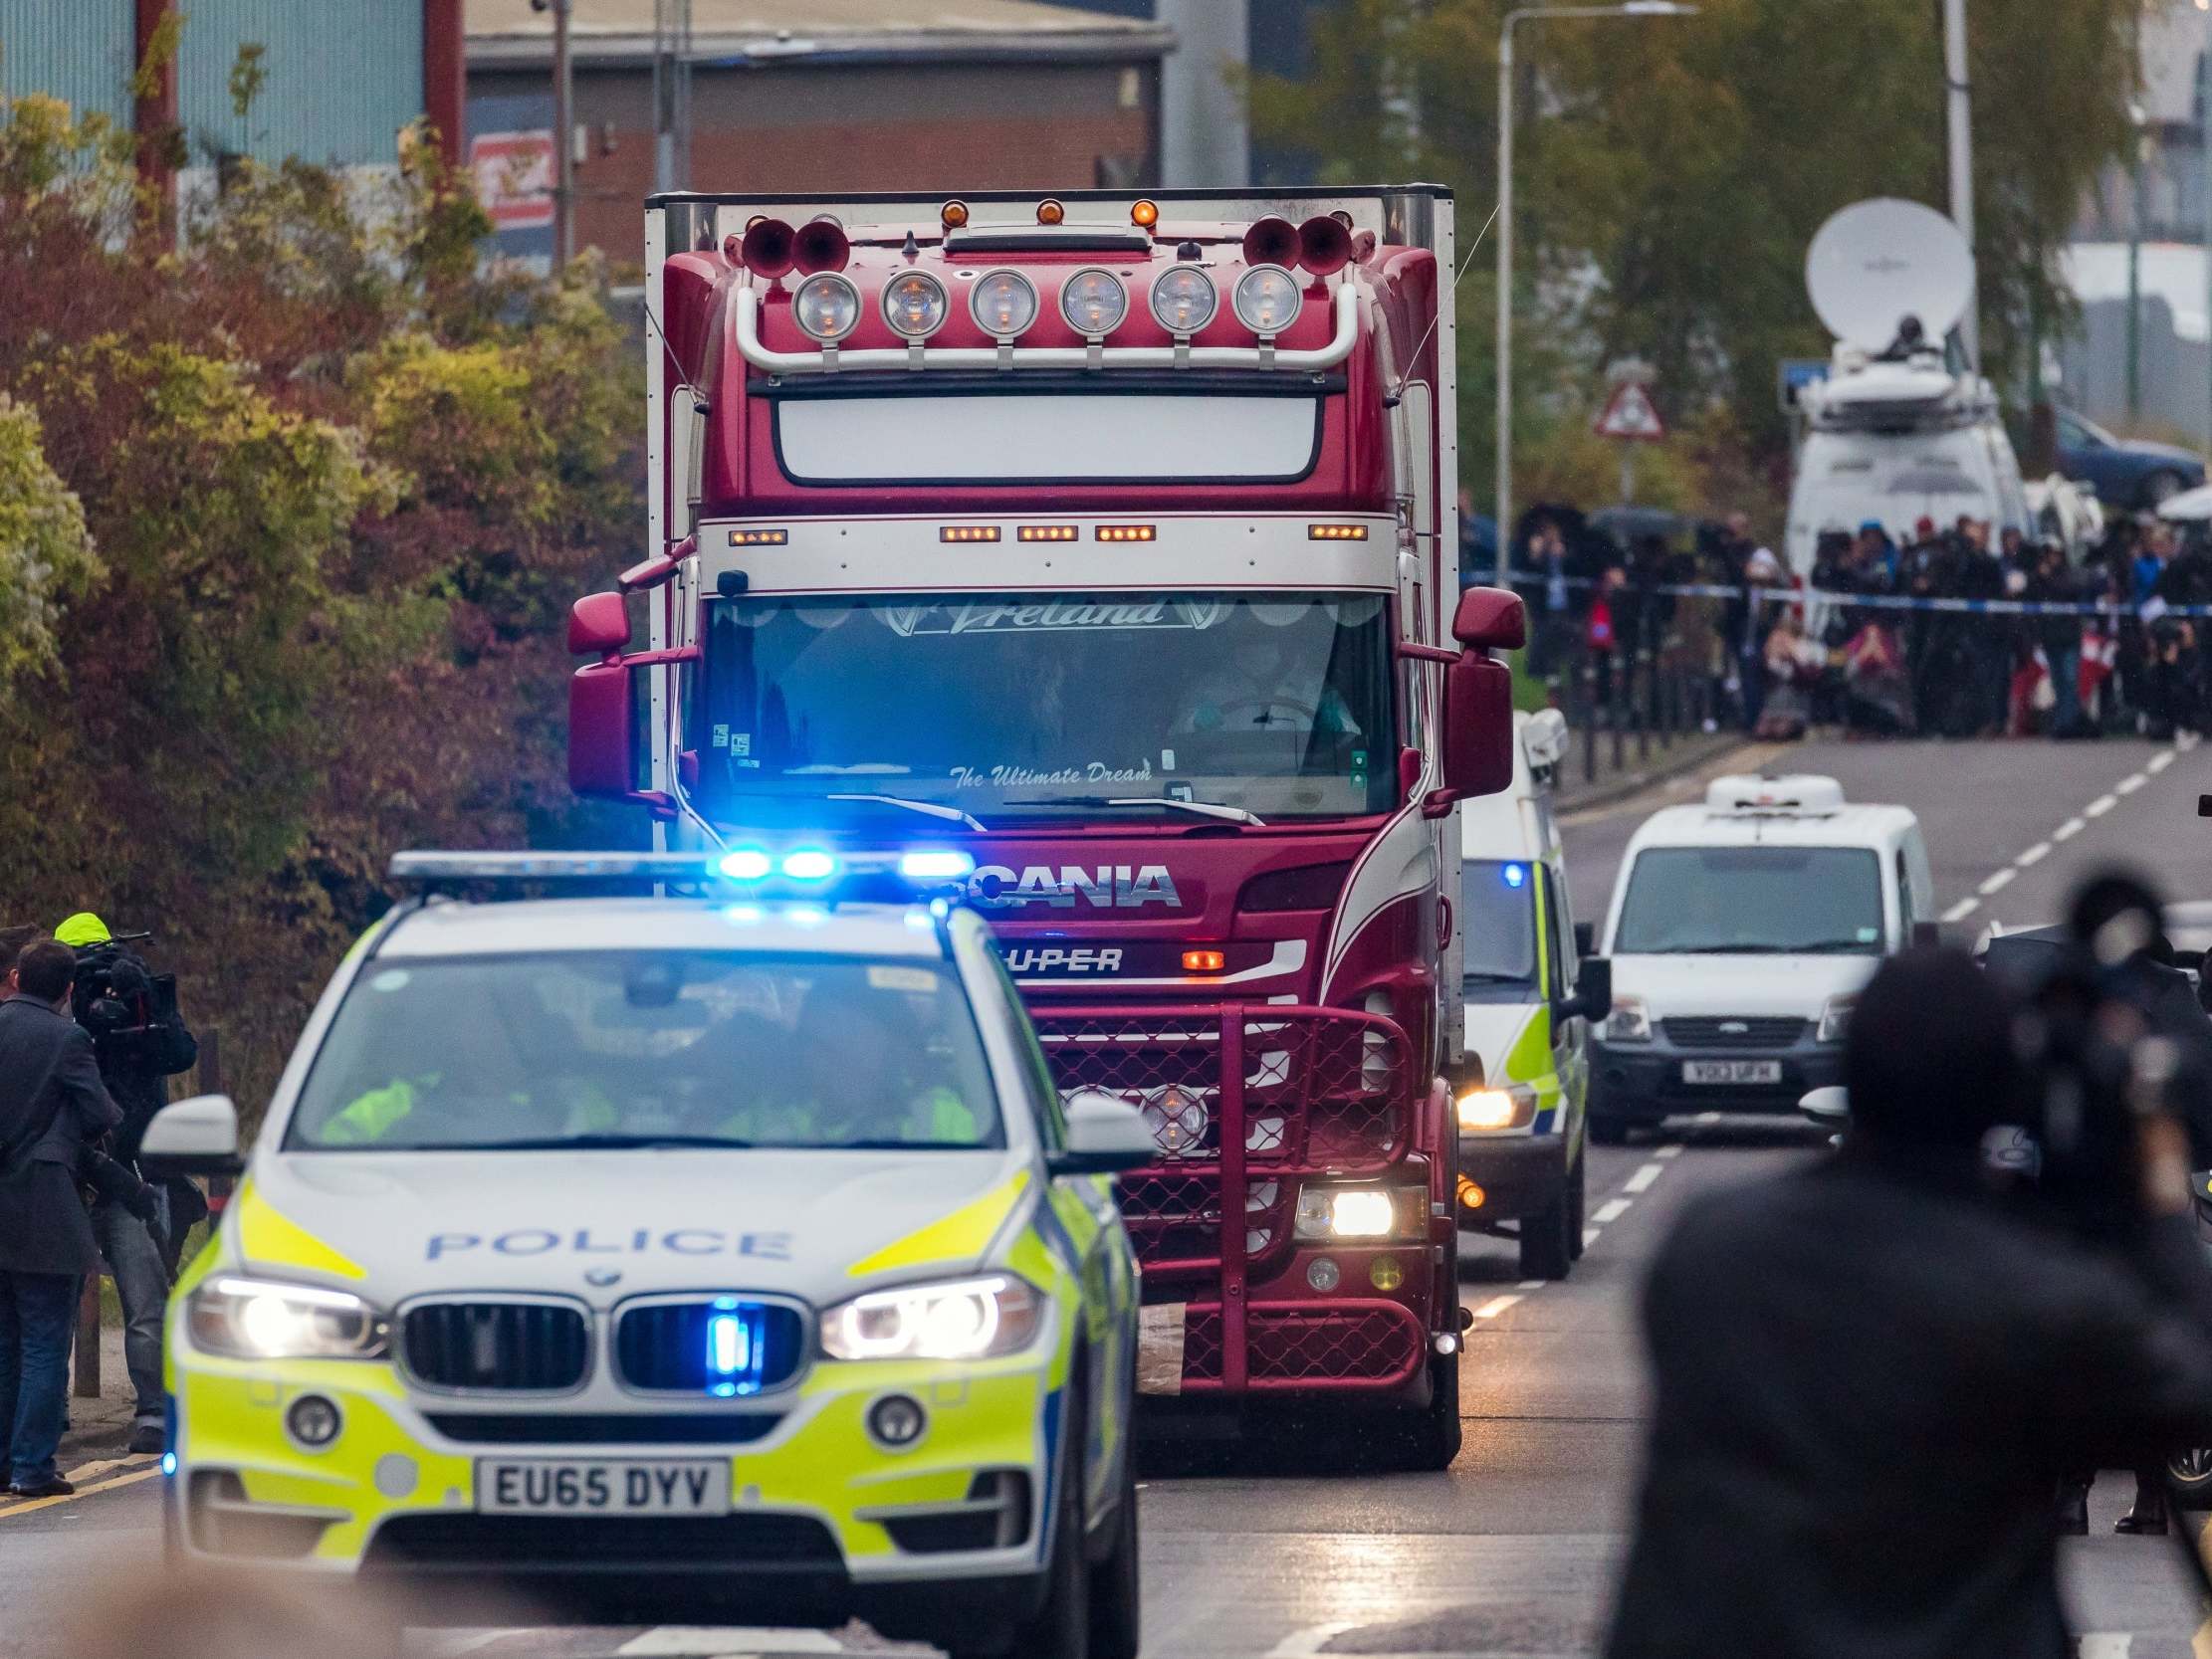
692,591 -> 1395,823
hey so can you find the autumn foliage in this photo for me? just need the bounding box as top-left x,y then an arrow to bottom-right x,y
0,100 -> 643,1117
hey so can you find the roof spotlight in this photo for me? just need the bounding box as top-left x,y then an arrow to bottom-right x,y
970,269 -> 1039,338
882,270 -> 950,338
1059,268 -> 1129,336
1149,265 -> 1217,335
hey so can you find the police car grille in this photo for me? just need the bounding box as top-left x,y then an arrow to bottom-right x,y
616,1300 -> 806,1394
1662,1016 -> 1807,1048
403,1302 -> 589,1392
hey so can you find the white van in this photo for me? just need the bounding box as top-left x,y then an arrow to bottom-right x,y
1589,774 -> 1932,1142
1453,710 -> 1612,1278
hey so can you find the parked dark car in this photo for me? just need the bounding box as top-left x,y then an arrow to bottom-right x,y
2056,408 -> 2206,509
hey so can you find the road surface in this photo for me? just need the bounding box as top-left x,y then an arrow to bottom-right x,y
6,734 -> 2208,1657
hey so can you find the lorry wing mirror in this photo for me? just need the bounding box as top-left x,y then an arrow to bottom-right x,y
1451,586 -> 1527,651
1432,654 -> 1513,803
1574,921 -> 1596,956
1050,1090 -> 1157,1176
138,1094 -> 243,1179
569,659 -> 646,800
568,591 -> 631,658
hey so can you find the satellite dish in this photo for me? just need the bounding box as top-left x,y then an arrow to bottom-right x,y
1805,198 -> 1974,354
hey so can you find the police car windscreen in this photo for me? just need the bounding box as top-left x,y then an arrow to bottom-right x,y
1461,861 -> 1539,997
692,591 -> 1394,822
284,953 -> 1001,1152
1614,847 -> 1884,955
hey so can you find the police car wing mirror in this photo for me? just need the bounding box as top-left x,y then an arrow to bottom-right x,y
1562,956 -> 1612,1023
1050,1089 -> 1157,1177
137,1094 -> 243,1179
1799,1087 -> 1851,1129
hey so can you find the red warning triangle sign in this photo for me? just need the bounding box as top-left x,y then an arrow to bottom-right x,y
1594,380 -> 1666,442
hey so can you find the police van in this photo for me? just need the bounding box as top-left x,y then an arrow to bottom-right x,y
1452,712 -> 1612,1279
1590,776 -> 1933,1142
140,851 -> 1150,1657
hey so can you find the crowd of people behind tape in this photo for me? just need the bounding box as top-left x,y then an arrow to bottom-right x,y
1501,504 -> 2212,742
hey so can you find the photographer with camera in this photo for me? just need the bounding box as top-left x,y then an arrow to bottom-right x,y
1604,935 -> 2212,1659
53,913 -> 198,1457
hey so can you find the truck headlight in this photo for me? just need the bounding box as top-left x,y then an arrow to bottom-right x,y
1817,994 -> 1857,1044
186,1277 -> 389,1361
1293,1184 -> 1424,1242
821,1275 -> 1042,1361
792,273 -> 861,342
1457,1082 -> 1539,1132
1604,996 -> 1652,1043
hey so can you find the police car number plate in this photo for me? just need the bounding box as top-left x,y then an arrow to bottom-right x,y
476,1458 -> 729,1517
1681,1060 -> 1781,1085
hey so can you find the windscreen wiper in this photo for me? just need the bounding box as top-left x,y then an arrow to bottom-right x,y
1018,794 -> 1266,827
825,792 -> 987,832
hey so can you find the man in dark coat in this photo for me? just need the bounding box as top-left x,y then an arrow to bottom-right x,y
0,938 -> 121,1497
1604,947 -> 2212,1659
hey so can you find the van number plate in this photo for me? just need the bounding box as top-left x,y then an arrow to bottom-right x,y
1681,1060 -> 1781,1085
476,1459 -> 729,1516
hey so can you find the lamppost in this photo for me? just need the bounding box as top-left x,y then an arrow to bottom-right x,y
1494,1 -> 1696,591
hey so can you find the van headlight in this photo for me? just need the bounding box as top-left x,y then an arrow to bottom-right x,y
1817,994 -> 1857,1044
1604,996 -> 1653,1043
1457,1082 -> 1539,1132
186,1277 -> 389,1361
821,1275 -> 1042,1361
1293,1184 -> 1425,1242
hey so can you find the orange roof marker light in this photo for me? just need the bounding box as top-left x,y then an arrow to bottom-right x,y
1095,524 -> 1157,543
1036,198 -> 1066,225
940,199 -> 970,229
939,525 -> 1000,543
1129,199 -> 1159,229
1017,525 -> 1078,542
1308,523 -> 1369,540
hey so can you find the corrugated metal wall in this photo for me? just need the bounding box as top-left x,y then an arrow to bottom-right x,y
177,0 -> 422,167
0,2 -> 136,127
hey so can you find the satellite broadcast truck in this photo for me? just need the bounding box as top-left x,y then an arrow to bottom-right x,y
565,185 -> 1523,1465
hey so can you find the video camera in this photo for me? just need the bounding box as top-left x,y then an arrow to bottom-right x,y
70,933 -> 185,1075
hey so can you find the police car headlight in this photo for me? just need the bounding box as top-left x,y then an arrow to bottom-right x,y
1817,993 -> 1857,1044
820,1275 -> 1042,1362
1457,1083 -> 1539,1132
186,1277 -> 389,1361
1604,996 -> 1652,1043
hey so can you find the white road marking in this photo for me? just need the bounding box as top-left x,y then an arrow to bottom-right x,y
1268,1622 -> 1365,1658
2181,729 -> 2203,751
618,1633 -> 846,1656
2149,749 -> 2176,774
2086,793 -> 2117,817
1694,1110 -> 1720,1125
1593,1197 -> 1634,1224
2116,772 -> 2147,796
2015,841 -> 2050,868
1624,1162 -> 1664,1193
1977,868 -> 2017,897
1470,1294 -> 1522,1320
1582,1227 -> 1602,1247
2053,816 -> 2086,842
2077,1635 -> 2132,1658
1517,1279 -> 1545,1291
1656,1143 -> 1683,1159
1941,897 -> 1981,924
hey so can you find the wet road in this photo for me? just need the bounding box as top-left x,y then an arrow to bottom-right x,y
6,733 -> 2210,1657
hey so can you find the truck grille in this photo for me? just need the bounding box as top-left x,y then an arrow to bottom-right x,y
614,1299 -> 807,1395
401,1301 -> 589,1393
1181,1301 -> 1425,1389
1662,1016 -> 1808,1048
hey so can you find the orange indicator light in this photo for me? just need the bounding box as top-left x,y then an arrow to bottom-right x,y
726,528 -> 788,545
1182,949 -> 1227,973
1307,523 -> 1369,540
938,525 -> 1001,543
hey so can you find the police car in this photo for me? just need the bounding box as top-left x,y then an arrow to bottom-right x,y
141,851 -> 1151,1657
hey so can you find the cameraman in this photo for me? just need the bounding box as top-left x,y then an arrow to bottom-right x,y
54,913 -> 198,1457
1604,946 -> 2212,1659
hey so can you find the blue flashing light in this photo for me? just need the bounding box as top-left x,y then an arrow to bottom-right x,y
711,1295 -> 741,1312
721,904 -> 764,926
900,849 -> 977,881
786,906 -> 829,929
719,847 -> 773,881
780,848 -> 838,882
1502,863 -> 1527,889
708,1312 -> 750,1377
905,909 -> 936,931
710,1381 -> 739,1398
929,898 -> 951,920
704,1303 -> 768,1398
160,1452 -> 177,1476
